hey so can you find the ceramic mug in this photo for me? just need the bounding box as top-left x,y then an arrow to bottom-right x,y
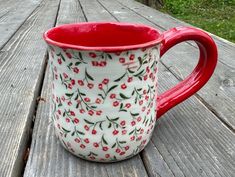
43,22 -> 217,162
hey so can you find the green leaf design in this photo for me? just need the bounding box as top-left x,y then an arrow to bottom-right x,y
107,85 -> 118,93
108,122 -> 112,128
98,93 -> 104,99
119,141 -> 126,144
138,76 -> 142,81
131,112 -> 139,116
63,112 -> 65,117
84,119 -> 94,125
65,93 -> 74,97
62,127 -> 70,133
120,103 -> 123,109
59,74 -> 63,82
85,68 -> 94,81
102,135 -> 108,145
111,143 -> 116,148
78,52 -> 83,60
107,54 -> 112,59
60,53 -> 66,61
75,62 -> 81,66
138,57 -> 143,66
77,130 -> 85,135
99,122 -> 103,130
79,92 -> 85,96
119,93 -> 130,99
74,94 -> 79,100
137,88 -> 142,91
129,130 -> 134,135
119,109 -> 127,112
127,68 -> 134,74
71,131 -> 75,136
134,69 -> 144,77
114,72 -> 126,82
131,90 -> 135,96
111,117 -> 119,121
76,103 -> 79,108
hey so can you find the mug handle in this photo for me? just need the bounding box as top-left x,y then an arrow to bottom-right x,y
157,27 -> 218,119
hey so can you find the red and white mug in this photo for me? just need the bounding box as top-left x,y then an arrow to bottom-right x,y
43,22 -> 217,162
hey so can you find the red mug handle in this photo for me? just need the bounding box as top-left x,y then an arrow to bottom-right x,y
157,27 -> 218,119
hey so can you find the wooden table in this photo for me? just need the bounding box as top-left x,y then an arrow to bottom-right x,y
0,0 -> 235,176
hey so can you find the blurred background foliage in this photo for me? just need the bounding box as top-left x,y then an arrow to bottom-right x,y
136,0 -> 235,42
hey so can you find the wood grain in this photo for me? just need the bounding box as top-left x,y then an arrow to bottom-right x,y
0,0 -> 42,49
0,0 -> 60,176
101,0 -> 235,131
24,0 -> 149,176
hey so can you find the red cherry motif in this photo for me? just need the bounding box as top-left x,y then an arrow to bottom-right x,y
119,57 -> 125,63
105,154 -> 110,158
66,118 -> 70,123
70,111 -> 75,116
116,148 -> 121,153
131,121 -> 136,126
124,146 -> 129,151
145,95 -> 149,101
84,97 -> 90,102
137,136 -> 142,141
102,78 -> 109,85
96,110 -> 102,116
139,100 -> 143,105
121,83 -> 127,89
88,110 -> 94,116
73,67 -> 79,73
87,83 -> 94,89
89,52 -> 97,58
143,90 -> 147,94
110,94 -> 116,99
58,110 -> 61,115
98,83 -> 103,90
146,66 -> 150,73
113,101 -> 119,107
63,73 -> 68,78
75,138 -> 80,143
95,98 -> 102,104
129,54 -> 135,60
65,52 -> 72,59
58,58 -> 62,64
55,74 -> 58,80
80,109 -> 85,114
122,130 -> 127,135
80,144 -> 86,149
74,118 -> 79,124
137,117 -> 142,122
84,125 -> 89,131
125,103 -> 131,108
142,106 -> 146,112
78,80 -> 84,86
67,101 -> 72,106
57,123 -> 61,129
61,96 -> 65,101
100,61 -> 107,67
127,77 -> 133,83
120,151 -> 126,156
92,61 -> 99,66
71,79 -> 75,85
92,129 -> 97,134
120,120 -> 126,126
68,84 -> 72,89
115,52 -> 121,56
130,136 -> 135,141
84,138 -> 89,144
147,109 -> 151,115
103,147 -> 108,151
93,142 -> 99,147
112,130 -> 119,135
144,75 -> 148,81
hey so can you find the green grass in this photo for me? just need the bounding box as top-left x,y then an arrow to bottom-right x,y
148,0 -> 235,43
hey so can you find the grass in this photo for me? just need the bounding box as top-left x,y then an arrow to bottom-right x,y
141,0 -> 235,43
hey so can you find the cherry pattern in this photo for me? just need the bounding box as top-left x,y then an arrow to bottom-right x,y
48,45 -> 160,162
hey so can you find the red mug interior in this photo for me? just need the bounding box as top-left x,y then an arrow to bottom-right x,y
43,22 -> 162,51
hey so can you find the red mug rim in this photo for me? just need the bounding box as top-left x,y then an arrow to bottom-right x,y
43,22 -> 163,52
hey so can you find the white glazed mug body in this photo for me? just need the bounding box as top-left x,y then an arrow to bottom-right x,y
48,45 -> 160,162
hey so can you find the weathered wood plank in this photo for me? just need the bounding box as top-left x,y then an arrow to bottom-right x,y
0,0 -> 42,49
100,0 -> 235,131
0,0 -> 60,176
24,0 -> 149,176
